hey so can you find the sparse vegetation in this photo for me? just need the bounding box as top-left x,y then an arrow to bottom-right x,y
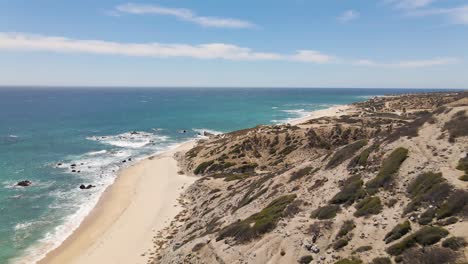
435,216 -> 458,226
386,111 -> 433,142
456,154 -> 468,181
404,172 -> 451,214
366,148 -> 408,193
354,196 -> 382,217
298,255 -> 313,264
401,246 -> 458,264
444,110 -> 468,142
436,190 -> 468,219
348,144 -> 377,168
334,257 -> 363,264
326,140 -> 368,169
194,160 -> 214,174
311,205 -> 340,219
353,245 -> 372,253
442,236 -> 467,251
289,166 -> 316,182
336,220 -> 356,238
333,238 -> 349,250
387,226 -> 449,255
371,257 -> 391,264
384,221 -> 411,244
330,175 -> 366,205
217,194 -> 296,243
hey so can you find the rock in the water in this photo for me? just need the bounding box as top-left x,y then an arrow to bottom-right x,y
79,184 -> 95,190
17,180 -> 32,187
203,131 -> 214,137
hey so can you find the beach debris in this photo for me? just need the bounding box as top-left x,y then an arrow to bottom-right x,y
16,180 -> 32,187
79,184 -> 96,190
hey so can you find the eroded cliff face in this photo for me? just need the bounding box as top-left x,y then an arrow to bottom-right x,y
154,92 -> 467,264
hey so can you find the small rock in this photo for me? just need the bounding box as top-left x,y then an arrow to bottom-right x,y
16,180 -> 32,187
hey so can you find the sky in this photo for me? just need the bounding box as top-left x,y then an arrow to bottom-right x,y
0,0 -> 467,88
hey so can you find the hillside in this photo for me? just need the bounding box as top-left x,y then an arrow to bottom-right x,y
151,92 -> 467,264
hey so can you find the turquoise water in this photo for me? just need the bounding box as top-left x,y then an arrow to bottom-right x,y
0,87 -> 455,263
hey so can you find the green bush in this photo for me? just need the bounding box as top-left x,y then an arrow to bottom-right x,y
333,238 -> 349,250
326,140 -> 368,169
443,110 -> 468,142
289,166 -> 316,182
336,220 -> 356,238
194,160 -> 214,174
330,175 -> 366,205
413,226 -> 449,246
418,207 -> 436,225
387,226 -> 449,255
371,257 -> 391,264
366,148 -> 408,193
334,257 -> 363,264
311,205 -> 341,219
435,216 -> 458,226
348,144 -> 378,168
460,174 -> 468,181
217,194 -> 296,243
384,221 -> 411,244
354,196 -> 382,217
404,172 -> 451,213
436,190 -> 468,219
224,173 -> 250,181
401,246 -> 458,264
298,255 -> 313,264
442,236 -> 467,251
353,245 -> 372,253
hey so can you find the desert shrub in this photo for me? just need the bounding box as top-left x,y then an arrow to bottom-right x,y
348,144 -> 378,168
366,148 -> 408,193
413,226 -> 449,246
284,199 -> 302,218
224,173 -> 250,181
326,140 -> 368,169
353,245 -> 372,253
333,238 -> 349,250
401,246 -> 458,264
442,236 -> 467,251
194,160 -> 214,174
334,257 -> 363,264
436,190 -> 468,219
435,216 -> 458,226
232,163 -> 258,173
234,174 -> 274,210
354,196 -> 382,217
404,172 -> 451,213
456,154 -> 468,181
311,205 -> 341,219
443,110 -> 468,142
387,226 -> 449,255
371,257 -> 391,264
418,207 -> 437,225
298,255 -> 313,264
386,198 -> 398,207
387,236 -> 417,256
191,242 -> 205,252
384,221 -> 411,244
330,175 -> 366,205
289,166 -> 315,182
386,112 -> 433,142
217,194 -> 296,243
336,220 -> 356,238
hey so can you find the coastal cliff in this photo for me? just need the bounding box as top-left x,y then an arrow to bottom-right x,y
153,92 -> 467,264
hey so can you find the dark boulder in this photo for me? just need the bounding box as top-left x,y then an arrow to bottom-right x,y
79,184 -> 95,190
17,180 -> 32,187
203,131 -> 214,137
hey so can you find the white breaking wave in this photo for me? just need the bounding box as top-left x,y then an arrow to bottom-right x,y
87,131 -> 168,148
192,128 -> 223,138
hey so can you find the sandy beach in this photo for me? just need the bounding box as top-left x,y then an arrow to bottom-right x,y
36,105 -> 352,264
38,141 -> 196,264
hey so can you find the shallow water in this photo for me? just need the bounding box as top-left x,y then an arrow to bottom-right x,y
0,87 -> 455,263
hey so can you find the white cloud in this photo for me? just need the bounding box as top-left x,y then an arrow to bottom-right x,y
115,3 -> 256,29
291,50 -> 335,63
407,5 -> 468,24
354,57 -> 458,68
0,32 -> 458,68
385,0 -> 436,9
337,10 -> 360,22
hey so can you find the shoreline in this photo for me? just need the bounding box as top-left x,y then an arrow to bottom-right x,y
37,140 -> 196,264
33,103 -> 353,264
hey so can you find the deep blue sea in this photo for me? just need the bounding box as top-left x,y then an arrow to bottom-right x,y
0,87 -> 458,263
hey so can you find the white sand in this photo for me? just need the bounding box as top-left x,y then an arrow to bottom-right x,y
38,141 -> 196,264
289,104 -> 352,125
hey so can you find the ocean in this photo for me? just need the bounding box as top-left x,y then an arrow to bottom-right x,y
0,87 -> 455,263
